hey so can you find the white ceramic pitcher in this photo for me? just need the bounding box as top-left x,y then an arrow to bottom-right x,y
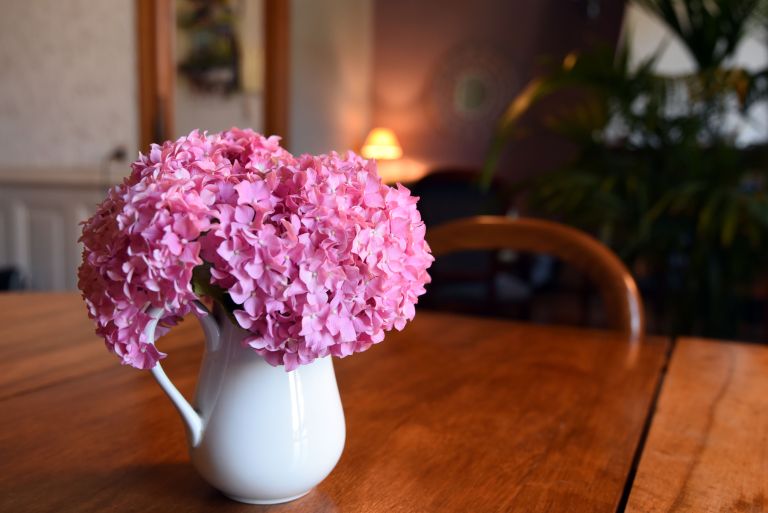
144,302 -> 346,504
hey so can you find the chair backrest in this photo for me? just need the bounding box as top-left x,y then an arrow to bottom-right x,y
426,216 -> 645,341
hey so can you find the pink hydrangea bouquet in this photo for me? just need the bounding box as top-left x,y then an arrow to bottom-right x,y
78,129 -> 433,371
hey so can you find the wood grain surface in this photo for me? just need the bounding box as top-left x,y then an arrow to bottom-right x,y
625,337 -> 768,513
0,293 -> 668,513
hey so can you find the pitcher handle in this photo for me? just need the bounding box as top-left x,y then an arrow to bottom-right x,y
145,300 -> 220,448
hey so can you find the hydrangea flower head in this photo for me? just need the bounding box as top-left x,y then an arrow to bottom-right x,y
78,129 -> 433,371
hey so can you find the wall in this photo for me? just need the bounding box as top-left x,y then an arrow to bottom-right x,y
372,0 -> 626,178
0,0 -> 372,167
289,0 -> 373,155
0,0 -> 138,170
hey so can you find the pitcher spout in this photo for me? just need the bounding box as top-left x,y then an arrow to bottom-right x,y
193,300 -> 222,353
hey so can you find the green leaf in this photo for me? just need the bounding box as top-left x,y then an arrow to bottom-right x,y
697,190 -> 724,238
191,263 -> 238,324
720,196 -> 740,246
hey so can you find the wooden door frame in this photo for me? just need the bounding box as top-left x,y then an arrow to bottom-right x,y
136,0 -> 173,151
264,0 -> 290,148
136,0 -> 290,151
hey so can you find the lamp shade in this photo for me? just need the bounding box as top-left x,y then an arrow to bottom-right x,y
361,127 -> 403,160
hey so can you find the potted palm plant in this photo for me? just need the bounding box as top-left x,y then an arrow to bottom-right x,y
482,0 -> 768,338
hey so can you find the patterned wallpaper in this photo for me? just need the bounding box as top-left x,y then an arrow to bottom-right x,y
0,0 -> 138,169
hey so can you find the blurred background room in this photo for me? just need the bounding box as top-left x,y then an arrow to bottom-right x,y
1,0 -> 767,344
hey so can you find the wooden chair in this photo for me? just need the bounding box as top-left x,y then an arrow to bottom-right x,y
426,216 -> 645,341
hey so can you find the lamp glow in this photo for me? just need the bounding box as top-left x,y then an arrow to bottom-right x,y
361,127 -> 403,160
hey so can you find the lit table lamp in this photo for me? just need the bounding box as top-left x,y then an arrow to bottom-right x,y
360,127 -> 426,184
361,127 -> 403,160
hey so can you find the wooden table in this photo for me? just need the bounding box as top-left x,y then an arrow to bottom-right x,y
626,337 -> 768,513
0,292 -> 712,513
